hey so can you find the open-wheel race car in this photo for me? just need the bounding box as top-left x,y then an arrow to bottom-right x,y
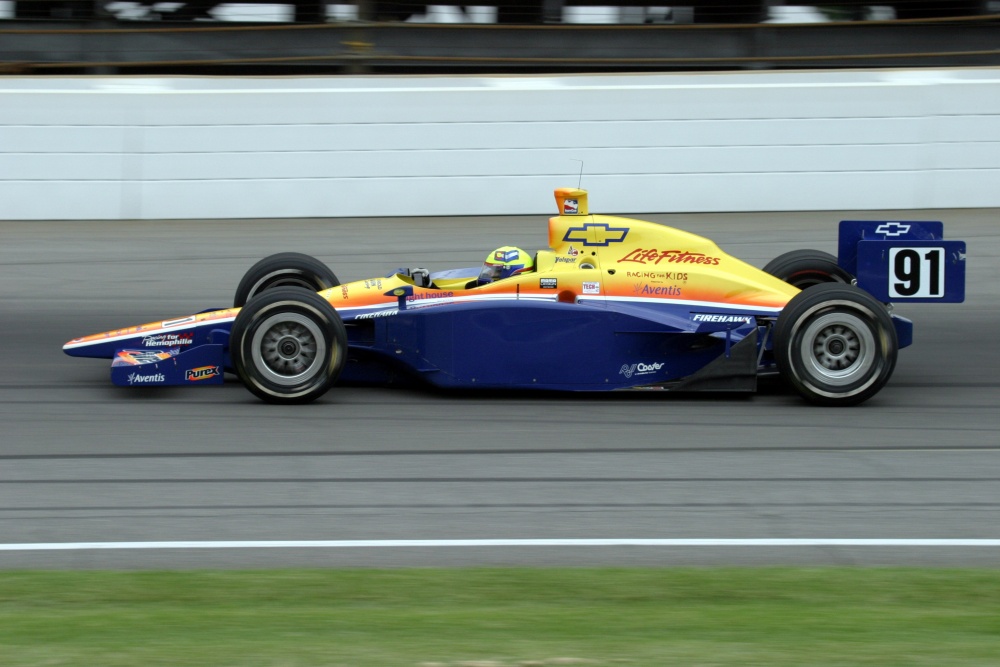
64,187 -> 966,406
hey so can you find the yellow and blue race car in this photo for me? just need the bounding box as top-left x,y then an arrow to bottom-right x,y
63,187 -> 966,406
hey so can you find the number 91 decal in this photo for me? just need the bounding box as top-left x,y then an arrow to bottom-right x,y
890,247 -> 944,298
856,239 -> 965,303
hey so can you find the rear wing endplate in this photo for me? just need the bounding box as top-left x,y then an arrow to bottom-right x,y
838,220 -> 966,303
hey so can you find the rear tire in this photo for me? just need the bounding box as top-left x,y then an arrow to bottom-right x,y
230,287 -> 347,404
775,283 -> 897,406
763,249 -> 853,290
234,253 -> 339,308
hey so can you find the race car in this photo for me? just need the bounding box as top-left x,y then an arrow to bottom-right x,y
63,187 -> 966,406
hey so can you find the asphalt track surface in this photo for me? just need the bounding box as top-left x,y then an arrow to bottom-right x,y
1,209 -> 998,569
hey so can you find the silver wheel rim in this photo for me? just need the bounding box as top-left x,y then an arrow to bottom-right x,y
250,312 -> 327,386
799,312 -> 875,386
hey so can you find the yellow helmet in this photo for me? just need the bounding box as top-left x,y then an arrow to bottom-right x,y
477,246 -> 534,285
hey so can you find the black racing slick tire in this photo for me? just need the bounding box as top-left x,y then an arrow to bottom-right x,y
234,253 -> 339,308
763,249 -> 854,290
230,287 -> 347,404
774,283 -> 897,407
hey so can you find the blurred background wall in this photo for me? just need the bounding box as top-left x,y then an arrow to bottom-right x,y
1,68 -> 998,220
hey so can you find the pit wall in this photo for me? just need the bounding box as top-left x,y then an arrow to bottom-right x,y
1,69 -> 998,220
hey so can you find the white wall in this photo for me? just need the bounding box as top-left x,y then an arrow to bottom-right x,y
1,69 -> 998,220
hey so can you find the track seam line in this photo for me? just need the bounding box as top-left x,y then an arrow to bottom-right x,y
3,538 -> 1000,551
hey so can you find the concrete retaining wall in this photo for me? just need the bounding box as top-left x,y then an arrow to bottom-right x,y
1,69 -> 998,220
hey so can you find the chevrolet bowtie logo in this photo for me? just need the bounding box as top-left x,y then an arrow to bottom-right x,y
875,222 -> 912,237
563,223 -> 630,246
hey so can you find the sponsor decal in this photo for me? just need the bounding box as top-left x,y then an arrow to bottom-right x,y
875,222 -> 912,237
127,372 -> 166,385
567,246 -> 580,256
563,198 -> 579,214
631,284 -> 682,297
186,366 -> 221,382
162,316 -> 196,328
625,270 -> 688,282
363,278 -> 383,290
493,249 -> 520,262
540,278 -> 558,289
692,313 -> 755,324
142,333 -> 194,348
341,285 -> 349,299
618,249 -> 721,266
582,281 -> 601,295
619,362 -> 665,379
563,223 -> 630,247
554,256 -> 578,264
406,291 -> 455,302
117,349 -> 172,365
355,310 -> 398,320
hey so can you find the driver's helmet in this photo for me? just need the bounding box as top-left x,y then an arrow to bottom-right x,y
477,246 -> 534,285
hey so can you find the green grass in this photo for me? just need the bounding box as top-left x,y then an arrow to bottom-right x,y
1,568 -> 999,666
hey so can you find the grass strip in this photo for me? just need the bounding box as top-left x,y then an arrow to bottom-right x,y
1,568 -> 999,666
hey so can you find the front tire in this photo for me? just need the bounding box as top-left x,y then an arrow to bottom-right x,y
230,287 -> 347,404
775,283 -> 897,406
234,252 -> 339,308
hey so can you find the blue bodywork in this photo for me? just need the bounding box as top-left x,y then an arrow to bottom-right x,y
339,298 -> 765,391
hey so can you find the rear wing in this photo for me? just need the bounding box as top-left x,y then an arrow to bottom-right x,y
838,220 -> 966,303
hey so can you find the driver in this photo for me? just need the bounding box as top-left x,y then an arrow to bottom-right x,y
476,246 -> 534,286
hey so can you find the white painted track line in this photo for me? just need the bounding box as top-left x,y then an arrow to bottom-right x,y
2,539 -> 999,551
